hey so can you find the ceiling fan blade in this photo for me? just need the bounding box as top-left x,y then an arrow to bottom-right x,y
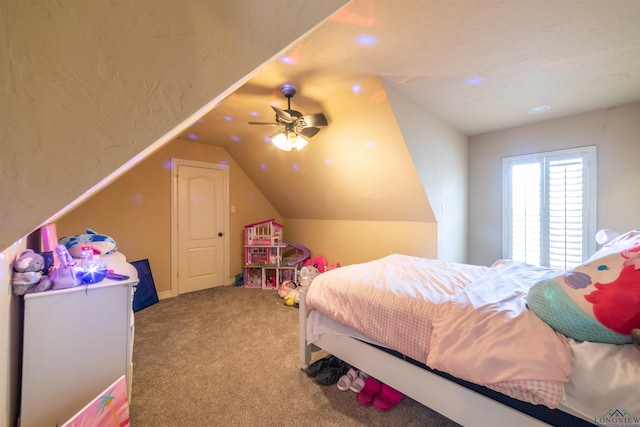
299,113 -> 328,128
248,121 -> 279,126
271,106 -> 294,123
297,127 -> 320,138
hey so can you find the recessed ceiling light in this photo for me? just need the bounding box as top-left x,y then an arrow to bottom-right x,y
528,105 -> 551,114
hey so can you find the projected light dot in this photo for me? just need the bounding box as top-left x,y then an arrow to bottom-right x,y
357,35 -> 376,46
365,140 -> 376,148
188,133 -> 198,141
250,111 -> 259,116
325,158 -> 334,165
352,84 -> 362,93
281,56 -> 296,64
260,164 -> 267,171
292,164 -> 300,171
224,115 -> 233,122
264,136 -> 271,144
528,105 -> 551,114
231,135 -> 240,142
465,76 -> 485,85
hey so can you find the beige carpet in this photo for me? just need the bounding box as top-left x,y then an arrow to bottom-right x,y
129,285 -> 460,426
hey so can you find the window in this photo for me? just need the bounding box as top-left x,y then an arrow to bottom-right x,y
503,146 -> 596,270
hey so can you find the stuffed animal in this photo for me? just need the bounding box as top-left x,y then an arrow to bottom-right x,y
27,276 -> 53,294
528,230 -> 640,346
304,255 -> 329,273
12,249 -> 47,295
59,228 -> 117,258
284,289 -> 300,306
632,329 -> 640,350
303,255 -> 340,275
277,280 -> 300,306
278,280 -> 293,298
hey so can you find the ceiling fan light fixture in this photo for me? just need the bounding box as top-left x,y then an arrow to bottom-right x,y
293,135 -> 308,150
271,130 -> 307,151
249,85 -> 327,152
271,132 -> 291,151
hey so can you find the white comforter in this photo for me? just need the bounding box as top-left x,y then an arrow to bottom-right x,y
306,254 -> 572,407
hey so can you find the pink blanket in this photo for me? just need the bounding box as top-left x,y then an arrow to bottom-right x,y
305,254 -> 572,407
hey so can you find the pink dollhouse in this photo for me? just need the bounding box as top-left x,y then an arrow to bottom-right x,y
244,219 -> 283,246
243,219 -> 293,290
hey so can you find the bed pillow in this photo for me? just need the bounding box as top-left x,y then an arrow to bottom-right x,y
528,231 -> 640,344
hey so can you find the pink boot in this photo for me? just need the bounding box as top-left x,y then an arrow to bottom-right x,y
373,383 -> 403,412
356,377 -> 381,406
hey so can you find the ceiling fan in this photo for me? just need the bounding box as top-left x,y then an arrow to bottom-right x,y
248,85 -> 328,151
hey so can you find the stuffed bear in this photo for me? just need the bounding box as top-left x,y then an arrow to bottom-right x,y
12,249 -> 46,295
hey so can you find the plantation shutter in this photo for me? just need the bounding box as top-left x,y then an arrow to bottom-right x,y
510,162 -> 541,266
503,147 -> 596,270
547,157 -> 584,269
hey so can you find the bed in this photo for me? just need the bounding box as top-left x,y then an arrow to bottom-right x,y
298,233 -> 640,426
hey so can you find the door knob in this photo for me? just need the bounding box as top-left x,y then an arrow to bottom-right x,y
218,232 -> 224,237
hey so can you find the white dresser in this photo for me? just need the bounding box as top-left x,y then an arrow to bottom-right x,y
20,252 -> 138,427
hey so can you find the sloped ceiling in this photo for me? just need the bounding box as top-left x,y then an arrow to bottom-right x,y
178,0 -> 640,222
0,0 -> 349,249
224,75 -> 434,222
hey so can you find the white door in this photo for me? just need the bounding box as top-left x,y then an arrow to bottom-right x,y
177,164 -> 225,294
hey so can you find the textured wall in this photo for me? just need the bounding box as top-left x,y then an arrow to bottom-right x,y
55,138 -> 282,296
383,79 -> 469,263
0,0 -> 348,251
0,1 -> 348,425
468,102 -> 640,267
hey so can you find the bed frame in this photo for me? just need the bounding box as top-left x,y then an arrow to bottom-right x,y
298,288 -> 593,427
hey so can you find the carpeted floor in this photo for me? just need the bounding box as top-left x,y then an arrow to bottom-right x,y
129,285 -> 460,426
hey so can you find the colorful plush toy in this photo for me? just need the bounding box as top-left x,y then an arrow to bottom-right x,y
303,255 -> 340,274
528,230 -> 640,345
304,255 -> 329,273
59,228 -> 117,258
277,280 -> 300,306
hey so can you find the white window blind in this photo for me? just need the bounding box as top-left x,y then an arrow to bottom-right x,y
503,146 -> 596,270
